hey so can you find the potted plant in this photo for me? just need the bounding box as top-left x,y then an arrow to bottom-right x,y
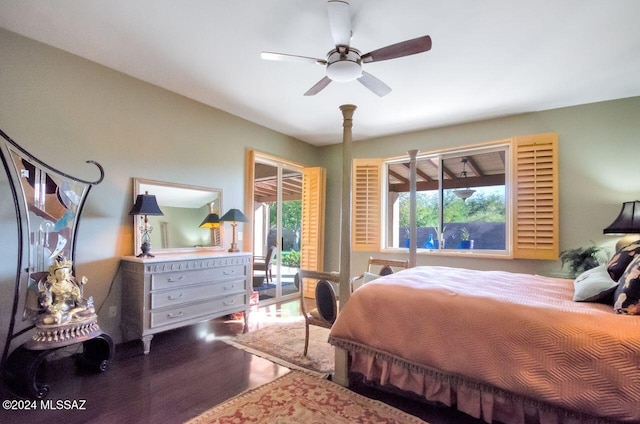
403,228 -> 410,247
560,244 -> 608,277
457,227 -> 473,249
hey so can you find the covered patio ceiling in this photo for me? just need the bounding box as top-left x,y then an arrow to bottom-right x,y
254,163 -> 302,203
388,151 -> 506,193
253,150 -> 506,202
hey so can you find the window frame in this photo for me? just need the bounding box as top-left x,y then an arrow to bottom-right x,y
381,142 -> 512,258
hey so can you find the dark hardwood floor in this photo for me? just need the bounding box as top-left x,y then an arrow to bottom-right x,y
0,300 -> 484,424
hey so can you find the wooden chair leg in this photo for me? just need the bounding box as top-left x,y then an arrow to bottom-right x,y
303,321 -> 310,356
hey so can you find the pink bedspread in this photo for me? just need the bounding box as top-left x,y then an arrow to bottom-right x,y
328,266 -> 640,423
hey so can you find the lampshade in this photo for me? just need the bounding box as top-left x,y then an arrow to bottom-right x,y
220,208 -> 248,223
454,189 -> 476,202
453,158 -> 475,202
129,192 -> 163,216
603,201 -> 640,234
199,213 -> 220,228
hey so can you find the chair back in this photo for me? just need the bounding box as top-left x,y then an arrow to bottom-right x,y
366,257 -> 410,276
297,269 -> 340,316
315,280 -> 338,324
264,245 -> 276,263
350,257 -> 410,292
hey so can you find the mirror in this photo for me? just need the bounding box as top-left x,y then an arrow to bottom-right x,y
0,127 -> 103,358
132,178 -> 223,254
13,152 -> 93,271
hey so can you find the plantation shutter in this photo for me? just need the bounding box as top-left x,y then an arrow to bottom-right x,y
352,158 -> 382,251
301,166 -> 326,298
512,133 -> 559,260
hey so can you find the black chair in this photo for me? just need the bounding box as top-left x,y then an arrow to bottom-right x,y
297,269 -> 340,356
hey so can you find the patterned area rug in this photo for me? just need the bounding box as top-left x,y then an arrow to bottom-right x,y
185,371 -> 427,424
223,321 -> 333,376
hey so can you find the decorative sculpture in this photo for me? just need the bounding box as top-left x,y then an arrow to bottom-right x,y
25,256 -> 101,349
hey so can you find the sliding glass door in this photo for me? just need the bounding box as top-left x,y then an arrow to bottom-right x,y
253,158 -> 302,304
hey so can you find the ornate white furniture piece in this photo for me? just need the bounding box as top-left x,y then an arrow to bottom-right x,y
120,252 -> 251,354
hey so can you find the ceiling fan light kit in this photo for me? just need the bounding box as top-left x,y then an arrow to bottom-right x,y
261,0 -> 432,97
326,49 -> 362,82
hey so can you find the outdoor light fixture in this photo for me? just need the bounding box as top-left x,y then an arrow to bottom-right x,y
453,158 -> 476,202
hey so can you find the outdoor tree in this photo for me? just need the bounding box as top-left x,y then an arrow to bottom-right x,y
398,189 -> 505,228
269,200 -> 302,232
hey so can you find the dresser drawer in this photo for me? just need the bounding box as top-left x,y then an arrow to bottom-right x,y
150,293 -> 246,329
150,278 -> 245,309
121,253 -> 250,354
150,264 -> 246,290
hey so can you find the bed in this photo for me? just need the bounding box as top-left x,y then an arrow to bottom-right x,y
328,266 -> 640,424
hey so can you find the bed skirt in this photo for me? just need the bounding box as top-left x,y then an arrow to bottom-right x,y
331,339 -> 619,424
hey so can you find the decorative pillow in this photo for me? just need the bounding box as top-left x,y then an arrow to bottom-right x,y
613,254 -> 640,315
572,265 -> 618,302
606,240 -> 640,281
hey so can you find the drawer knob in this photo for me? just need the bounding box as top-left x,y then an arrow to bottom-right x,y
168,293 -> 185,301
223,299 -> 236,306
223,270 -> 236,275
223,284 -> 235,290
167,275 -> 185,282
167,311 -> 184,319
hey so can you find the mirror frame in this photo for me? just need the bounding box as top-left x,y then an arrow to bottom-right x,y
132,178 -> 223,255
0,128 -> 103,364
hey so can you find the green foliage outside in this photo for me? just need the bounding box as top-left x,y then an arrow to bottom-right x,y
269,200 -> 301,232
398,189 -> 506,228
280,250 -> 300,268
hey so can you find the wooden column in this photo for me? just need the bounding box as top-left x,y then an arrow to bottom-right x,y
408,149 -> 418,267
334,104 -> 356,387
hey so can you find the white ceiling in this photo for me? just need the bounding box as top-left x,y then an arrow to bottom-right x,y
1,0 -> 640,146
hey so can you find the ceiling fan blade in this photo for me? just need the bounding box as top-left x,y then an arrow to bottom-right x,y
357,71 -> 392,97
261,51 -> 326,65
304,76 -> 332,96
361,35 -> 432,63
327,0 -> 351,48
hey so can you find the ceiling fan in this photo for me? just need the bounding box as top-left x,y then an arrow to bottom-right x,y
261,0 -> 432,97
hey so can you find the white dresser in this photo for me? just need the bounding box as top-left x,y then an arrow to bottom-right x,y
120,252 -> 251,354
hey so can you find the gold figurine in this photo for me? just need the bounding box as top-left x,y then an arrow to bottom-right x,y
26,255 -> 101,349
37,256 -> 95,325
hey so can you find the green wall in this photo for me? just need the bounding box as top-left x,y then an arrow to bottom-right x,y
319,97 -> 640,277
0,28 -> 320,352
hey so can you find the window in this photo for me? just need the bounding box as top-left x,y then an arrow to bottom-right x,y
352,133 -> 558,260
386,146 -> 508,253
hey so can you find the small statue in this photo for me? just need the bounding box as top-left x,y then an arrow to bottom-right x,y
37,256 -> 95,325
26,255 -> 101,349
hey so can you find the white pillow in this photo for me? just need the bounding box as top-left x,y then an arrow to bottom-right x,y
573,265 -> 618,302
353,272 -> 380,292
363,272 -> 380,284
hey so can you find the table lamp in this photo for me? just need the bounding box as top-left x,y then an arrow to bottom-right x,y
219,208 -> 248,252
129,191 -> 164,257
200,212 -> 221,246
199,213 -> 220,229
603,200 -> 640,251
